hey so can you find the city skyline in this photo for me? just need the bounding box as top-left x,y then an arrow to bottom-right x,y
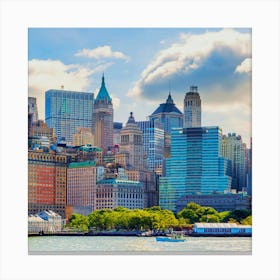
28,28 -> 252,145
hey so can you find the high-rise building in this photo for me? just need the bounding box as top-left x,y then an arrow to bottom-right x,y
222,133 -> 247,192
136,120 -> 164,175
159,127 -> 232,212
149,92 -> 183,134
184,86 -> 201,128
119,112 -> 146,171
92,75 -> 113,153
45,89 -> 94,145
28,151 -> 69,218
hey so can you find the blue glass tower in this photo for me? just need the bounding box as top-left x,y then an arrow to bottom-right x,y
159,126 -> 232,212
45,89 -> 94,145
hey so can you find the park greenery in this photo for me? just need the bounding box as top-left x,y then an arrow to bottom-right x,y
67,203 -> 252,232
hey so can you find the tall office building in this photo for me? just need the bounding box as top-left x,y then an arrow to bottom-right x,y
149,92 -> 183,134
222,133 -> 247,192
119,112 -> 146,171
92,75 -> 113,153
136,120 -> 164,175
184,86 -> 201,128
159,127 -> 232,212
45,89 -> 94,145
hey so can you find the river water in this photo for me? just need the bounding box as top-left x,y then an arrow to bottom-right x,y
28,236 -> 251,254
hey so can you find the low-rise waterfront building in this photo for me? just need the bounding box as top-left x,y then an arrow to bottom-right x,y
28,210 -> 63,234
192,223 -> 252,236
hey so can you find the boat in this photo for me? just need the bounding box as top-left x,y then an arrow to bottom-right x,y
156,235 -> 186,242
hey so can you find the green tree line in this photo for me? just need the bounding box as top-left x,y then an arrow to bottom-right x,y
67,203 -> 252,232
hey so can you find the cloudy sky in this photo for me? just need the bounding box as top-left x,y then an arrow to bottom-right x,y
28,28 -> 252,145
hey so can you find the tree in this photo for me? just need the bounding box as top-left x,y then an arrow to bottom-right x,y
241,215 -> 252,225
177,208 -> 199,224
199,214 -> 220,223
69,213 -> 89,232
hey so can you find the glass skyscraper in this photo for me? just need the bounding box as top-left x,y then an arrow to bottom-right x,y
159,126 -> 232,212
45,89 -> 94,145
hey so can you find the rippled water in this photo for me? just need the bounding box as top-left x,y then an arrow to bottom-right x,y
28,236 -> 251,254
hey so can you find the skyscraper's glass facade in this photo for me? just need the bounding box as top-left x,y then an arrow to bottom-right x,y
159,126 -> 231,212
45,89 -> 94,145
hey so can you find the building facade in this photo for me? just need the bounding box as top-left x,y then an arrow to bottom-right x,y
136,120 -> 164,175
66,161 -> 97,216
184,86 -> 201,128
175,193 -> 251,213
28,151 -> 68,218
45,89 -> 94,145
222,133 -> 247,192
73,127 -> 94,147
95,169 -> 144,210
28,97 -> 39,124
119,112 -> 146,171
159,126 -> 232,212
92,75 -> 113,152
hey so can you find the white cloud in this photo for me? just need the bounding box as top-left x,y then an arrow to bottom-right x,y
28,59 -> 110,119
127,28 -> 251,98
75,45 -> 130,62
111,94 -> 121,110
235,58 -> 252,73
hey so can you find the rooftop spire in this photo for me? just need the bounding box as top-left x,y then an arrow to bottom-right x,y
95,74 -> 112,103
127,112 -> 136,124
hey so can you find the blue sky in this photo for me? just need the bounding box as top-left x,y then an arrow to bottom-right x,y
28,28 -> 252,145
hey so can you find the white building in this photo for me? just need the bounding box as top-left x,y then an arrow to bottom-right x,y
193,223 -> 252,235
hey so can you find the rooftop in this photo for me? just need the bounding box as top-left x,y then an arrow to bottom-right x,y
151,93 -> 182,115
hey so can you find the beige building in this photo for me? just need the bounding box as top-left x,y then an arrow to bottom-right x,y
73,127 -> 94,146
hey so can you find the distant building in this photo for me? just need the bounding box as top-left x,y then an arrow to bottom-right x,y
66,161 -> 97,218
119,112 -> 146,171
175,193 -> 251,213
92,75 -> 113,152
73,127 -> 94,147
159,127 -> 232,212
192,223 -> 252,236
222,133 -> 247,192
45,88 -> 94,145
28,210 -> 63,234
28,151 -> 69,218
113,122 -> 123,145
136,120 -> 164,175
28,97 -> 38,124
184,86 -> 201,128
95,168 -> 144,210
149,92 -> 183,135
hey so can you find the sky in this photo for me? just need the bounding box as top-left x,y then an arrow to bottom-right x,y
28,28 -> 252,145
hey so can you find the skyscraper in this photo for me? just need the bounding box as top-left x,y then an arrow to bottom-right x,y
222,133 -> 247,192
159,126 -> 232,212
136,120 -> 164,175
45,89 -> 94,145
149,92 -> 183,134
184,86 -> 201,128
92,75 -> 113,153
119,112 -> 146,171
